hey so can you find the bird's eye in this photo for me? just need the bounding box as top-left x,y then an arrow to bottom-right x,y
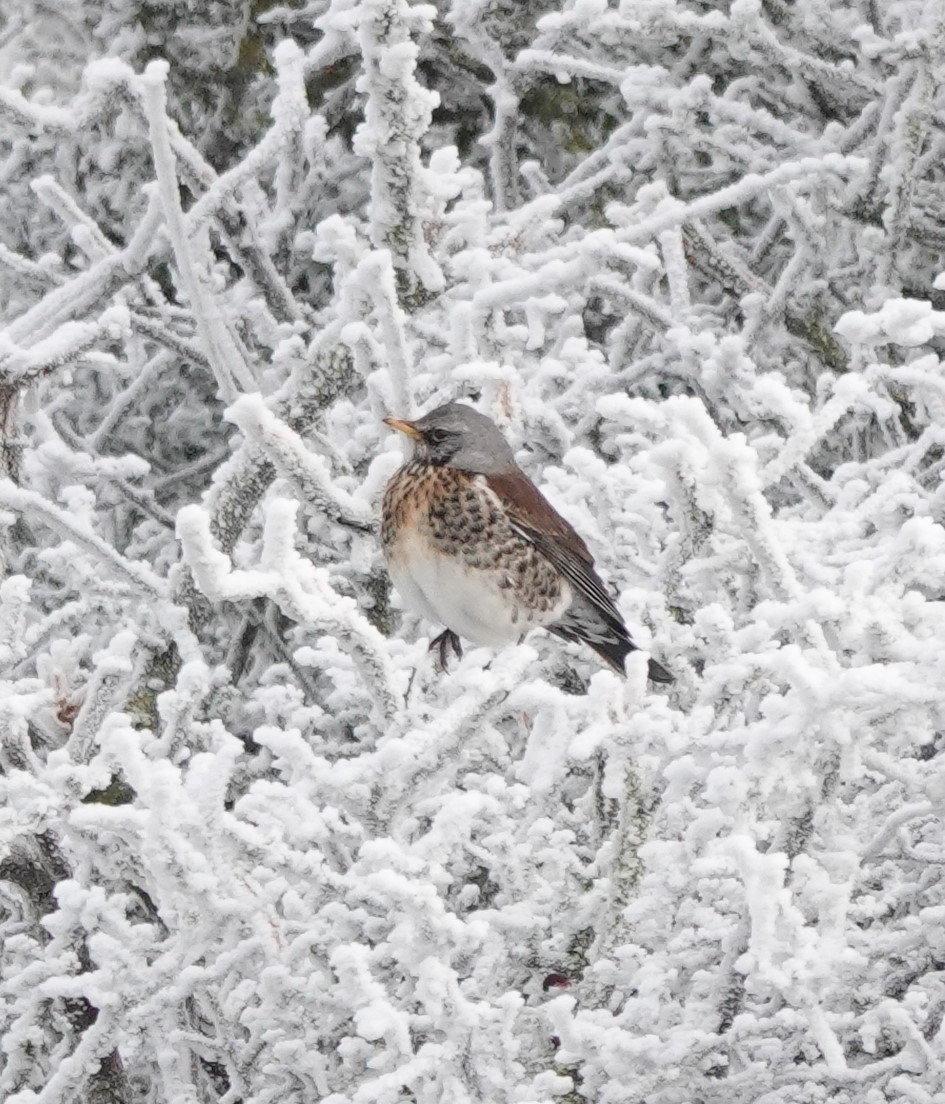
426,428 -> 449,446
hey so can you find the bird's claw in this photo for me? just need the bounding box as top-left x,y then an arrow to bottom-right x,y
430,629 -> 463,672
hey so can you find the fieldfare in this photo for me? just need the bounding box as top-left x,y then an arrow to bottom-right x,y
381,402 -> 673,683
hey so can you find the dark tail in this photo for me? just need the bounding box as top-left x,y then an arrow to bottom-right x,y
645,655 -> 674,683
550,626 -> 673,683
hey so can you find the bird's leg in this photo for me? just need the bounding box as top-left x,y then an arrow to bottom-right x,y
404,664 -> 419,701
430,629 -> 463,672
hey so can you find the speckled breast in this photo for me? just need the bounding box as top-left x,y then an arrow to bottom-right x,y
381,460 -> 569,636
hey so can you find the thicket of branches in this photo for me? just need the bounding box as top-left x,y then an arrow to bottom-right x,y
2,1 -> 945,1101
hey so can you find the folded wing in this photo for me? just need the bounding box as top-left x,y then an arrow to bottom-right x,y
484,468 -> 673,682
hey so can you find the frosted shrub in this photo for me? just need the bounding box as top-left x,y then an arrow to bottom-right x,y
1,0 -> 944,1101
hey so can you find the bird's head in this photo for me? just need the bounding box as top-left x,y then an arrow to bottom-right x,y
384,402 -> 516,474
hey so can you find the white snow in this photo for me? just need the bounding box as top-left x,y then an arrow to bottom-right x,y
2,0 -> 945,1101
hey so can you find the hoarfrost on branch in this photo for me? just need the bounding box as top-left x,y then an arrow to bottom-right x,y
1,1 -> 945,1102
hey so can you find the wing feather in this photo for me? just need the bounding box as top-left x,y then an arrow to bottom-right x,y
484,468 -> 673,683
484,469 -> 624,631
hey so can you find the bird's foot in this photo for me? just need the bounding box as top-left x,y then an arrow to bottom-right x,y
430,629 -> 463,672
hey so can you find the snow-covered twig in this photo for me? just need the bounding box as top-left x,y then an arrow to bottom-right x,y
177,499 -> 400,719
0,308 -> 128,385
0,482 -> 168,599
139,62 -> 257,401
4,195 -> 164,346
225,394 -> 374,531
355,0 -> 443,305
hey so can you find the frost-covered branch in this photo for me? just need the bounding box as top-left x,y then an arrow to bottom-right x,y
0,482 -> 168,600
225,394 -> 375,532
177,499 -> 400,719
2,1 -> 945,1100
139,62 -> 257,401
355,0 -> 443,305
0,309 -> 128,385
3,195 -> 164,346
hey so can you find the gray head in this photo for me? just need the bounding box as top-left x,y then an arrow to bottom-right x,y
384,401 -> 516,474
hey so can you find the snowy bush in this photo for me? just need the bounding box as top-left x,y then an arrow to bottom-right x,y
2,0 -> 945,1100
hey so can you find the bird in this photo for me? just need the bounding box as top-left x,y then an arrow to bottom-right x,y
381,401 -> 673,683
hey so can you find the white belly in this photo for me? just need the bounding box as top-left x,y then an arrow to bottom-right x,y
387,530 -> 570,647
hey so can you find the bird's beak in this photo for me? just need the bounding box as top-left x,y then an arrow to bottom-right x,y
383,417 -> 423,440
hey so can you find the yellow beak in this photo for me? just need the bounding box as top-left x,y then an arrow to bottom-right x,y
383,417 -> 423,440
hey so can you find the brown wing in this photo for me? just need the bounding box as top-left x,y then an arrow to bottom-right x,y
486,468 -> 674,683
485,468 -> 625,632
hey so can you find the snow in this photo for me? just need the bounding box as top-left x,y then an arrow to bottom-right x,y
835,298 -> 945,347
2,0 -> 945,1101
